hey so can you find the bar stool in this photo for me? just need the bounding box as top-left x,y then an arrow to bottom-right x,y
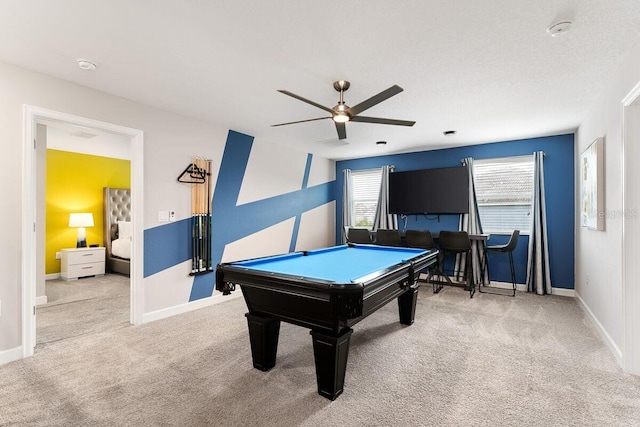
435,230 -> 475,298
481,230 -> 520,296
347,228 -> 372,244
405,230 -> 437,284
405,229 -> 436,250
374,229 -> 404,247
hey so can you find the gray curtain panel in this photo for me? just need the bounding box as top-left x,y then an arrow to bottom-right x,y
342,168 -> 353,243
457,157 -> 485,284
526,151 -> 552,294
373,165 -> 398,231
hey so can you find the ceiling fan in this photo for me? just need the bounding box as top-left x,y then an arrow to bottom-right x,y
272,80 -> 416,140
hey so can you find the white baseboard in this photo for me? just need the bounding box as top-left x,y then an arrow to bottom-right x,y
575,291 -> 623,366
36,295 -> 48,306
45,273 -> 60,280
551,287 -> 575,297
142,291 -> 243,324
479,281 -> 575,297
0,346 -> 23,366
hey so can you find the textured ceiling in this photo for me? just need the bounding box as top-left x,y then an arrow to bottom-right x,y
2,1 -> 640,160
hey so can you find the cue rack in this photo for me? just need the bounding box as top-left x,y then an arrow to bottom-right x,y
177,157 -> 213,275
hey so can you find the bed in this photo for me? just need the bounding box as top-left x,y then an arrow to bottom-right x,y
103,187 -> 131,277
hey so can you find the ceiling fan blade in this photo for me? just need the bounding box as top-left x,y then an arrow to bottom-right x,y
350,116 -> 416,126
272,117 -> 331,127
335,122 -> 347,140
277,90 -> 335,114
348,85 -> 404,116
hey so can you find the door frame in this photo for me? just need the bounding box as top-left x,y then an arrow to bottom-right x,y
622,81 -> 640,375
22,105 -> 144,357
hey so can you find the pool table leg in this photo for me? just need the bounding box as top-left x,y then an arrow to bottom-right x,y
398,286 -> 419,325
310,327 -> 354,400
245,313 -> 281,371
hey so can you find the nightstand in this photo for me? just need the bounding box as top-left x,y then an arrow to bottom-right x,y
61,247 -> 106,280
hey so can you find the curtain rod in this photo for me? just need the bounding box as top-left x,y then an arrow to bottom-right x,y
348,165 -> 394,172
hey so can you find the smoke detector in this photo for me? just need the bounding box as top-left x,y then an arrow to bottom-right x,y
76,58 -> 97,71
547,21 -> 572,37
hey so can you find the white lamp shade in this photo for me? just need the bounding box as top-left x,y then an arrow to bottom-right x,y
69,213 -> 94,228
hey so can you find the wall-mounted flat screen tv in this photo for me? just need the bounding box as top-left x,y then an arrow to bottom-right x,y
389,166 -> 469,214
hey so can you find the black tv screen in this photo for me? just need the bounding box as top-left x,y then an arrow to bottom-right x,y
389,166 -> 469,214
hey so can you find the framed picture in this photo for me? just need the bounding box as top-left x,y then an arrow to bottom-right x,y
580,137 -> 605,230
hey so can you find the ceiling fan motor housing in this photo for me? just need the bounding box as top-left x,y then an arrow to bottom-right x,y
333,80 -> 350,92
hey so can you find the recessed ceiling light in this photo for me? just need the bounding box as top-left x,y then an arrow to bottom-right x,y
547,21 -> 572,37
376,141 -> 387,145
443,130 -> 457,136
76,58 -> 97,71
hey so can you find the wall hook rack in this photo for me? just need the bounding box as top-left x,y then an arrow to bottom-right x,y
177,163 -> 207,184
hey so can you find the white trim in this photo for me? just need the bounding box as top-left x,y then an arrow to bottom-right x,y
0,347 -> 24,365
35,295 -> 47,306
22,106 -> 37,356
142,293 -> 242,323
621,80 -> 640,105
551,286 -> 575,298
576,291 -> 623,366
22,105 -> 144,360
45,273 -> 61,281
418,275 -> 575,297
480,281 -> 575,297
621,80 -> 640,374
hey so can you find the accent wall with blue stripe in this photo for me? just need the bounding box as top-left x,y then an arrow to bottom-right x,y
144,130 -> 335,303
336,134 -> 575,289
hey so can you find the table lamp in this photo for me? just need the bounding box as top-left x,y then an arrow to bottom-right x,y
69,213 -> 94,248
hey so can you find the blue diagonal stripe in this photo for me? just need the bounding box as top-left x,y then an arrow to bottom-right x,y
289,153 -> 314,252
189,132 -> 334,301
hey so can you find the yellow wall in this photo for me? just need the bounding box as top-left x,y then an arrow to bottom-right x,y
46,149 -> 131,274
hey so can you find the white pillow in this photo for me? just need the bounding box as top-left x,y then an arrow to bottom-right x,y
111,238 -> 131,259
118,221 -> 132,239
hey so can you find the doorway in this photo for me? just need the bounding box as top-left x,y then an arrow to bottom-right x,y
22,106 -> 144,358
622,81 -> 640,375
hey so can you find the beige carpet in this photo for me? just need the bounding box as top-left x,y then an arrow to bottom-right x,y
1,279 -> 639,426
36,274 -> 130,346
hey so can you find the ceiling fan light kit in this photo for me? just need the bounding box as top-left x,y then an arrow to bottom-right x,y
333,111 -> 350,123
273,80 -> 416,140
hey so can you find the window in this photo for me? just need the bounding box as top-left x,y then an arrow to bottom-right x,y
350,168 -> 382,230
473,156 -> 534,233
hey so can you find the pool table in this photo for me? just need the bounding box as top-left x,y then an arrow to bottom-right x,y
215,243 -> 438,400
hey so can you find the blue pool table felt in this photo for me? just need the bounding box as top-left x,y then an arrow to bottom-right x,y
232,244 -> 428,283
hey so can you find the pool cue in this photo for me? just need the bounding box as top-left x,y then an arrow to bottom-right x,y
205,159 -> 212,270
200,158 -> 206,271
191,158 -> 198,274
187,157 -> 212,274
196,158 -> 202,272
196,158 -> 206,271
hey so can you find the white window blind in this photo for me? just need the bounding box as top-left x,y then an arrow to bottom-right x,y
473,156 -> 534,233
351,168 -> 382,230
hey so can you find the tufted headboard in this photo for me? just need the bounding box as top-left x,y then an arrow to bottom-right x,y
103,187 -> 131,275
